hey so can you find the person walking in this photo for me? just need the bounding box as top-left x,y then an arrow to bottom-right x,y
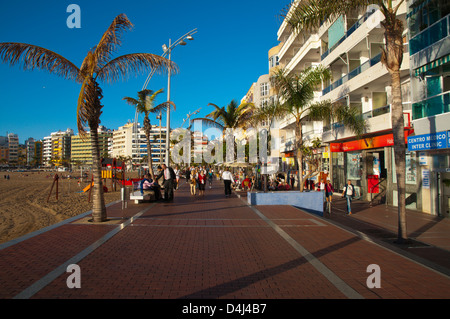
208,169 -> 213,188
221,167 -> 234,198
174,165 -> 180,190
342,180 -> 355,215
190,168 -> 198,196
198,170 -> 206,196
324,179 -> 334,214
155,164 -> 175,201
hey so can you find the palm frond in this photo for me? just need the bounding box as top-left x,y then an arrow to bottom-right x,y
151,101 -> 175,113
93,14 -> 134,69
0,42 -> 80,82
96,53 -> 178,83
206,103 -> 226,123
285,0 -> 377,33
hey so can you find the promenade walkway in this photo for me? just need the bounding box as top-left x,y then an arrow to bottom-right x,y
1,180 -> 449,304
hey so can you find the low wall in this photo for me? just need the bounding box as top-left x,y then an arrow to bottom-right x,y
247,191 -> 325,217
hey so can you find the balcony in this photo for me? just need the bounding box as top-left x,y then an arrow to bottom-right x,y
409,14 -> 449,56
322,53 -> 382,95
412,91 -> 450,120
321,9 -> 377,61
323,103 -> 412,143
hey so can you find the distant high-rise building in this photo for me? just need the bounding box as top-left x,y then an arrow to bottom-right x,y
25,137 -> 35,166
42,129 -> 74,167
112,122 -> 167,169
7,133 -> 19,166
71,126 -> 112,166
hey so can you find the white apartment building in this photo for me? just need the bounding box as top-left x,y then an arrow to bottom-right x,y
111,122 -> 167,169
42,136 -> 52,166
276,1 -> 414,206
42,129 -> 74,167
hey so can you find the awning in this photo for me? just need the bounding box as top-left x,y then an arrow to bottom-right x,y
414,54 -> 450,76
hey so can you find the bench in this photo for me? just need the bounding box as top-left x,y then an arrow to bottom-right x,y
129,190 -> 156,204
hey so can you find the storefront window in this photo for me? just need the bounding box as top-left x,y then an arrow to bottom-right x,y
347,152 -> 362,181
332,152 -> 345,190
406,152 -> 418,184
392,151 -> 417,184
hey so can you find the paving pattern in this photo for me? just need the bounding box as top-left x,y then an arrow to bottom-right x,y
1,180 -> 449,303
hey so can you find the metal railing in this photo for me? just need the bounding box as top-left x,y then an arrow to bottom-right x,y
412,91 -> 450,120
409,14 -> 450,56
322,53 -> 382,95
321,10 -> 377,60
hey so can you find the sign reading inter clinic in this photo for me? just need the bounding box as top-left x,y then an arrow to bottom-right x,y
407,131 -> 449,151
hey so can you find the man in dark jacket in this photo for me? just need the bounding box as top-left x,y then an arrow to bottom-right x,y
155,164 -> 175,201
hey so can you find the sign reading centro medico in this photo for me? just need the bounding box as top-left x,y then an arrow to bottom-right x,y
407,131 -> 449,151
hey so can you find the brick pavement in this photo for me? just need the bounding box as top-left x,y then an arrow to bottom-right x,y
1,180 -> 449,302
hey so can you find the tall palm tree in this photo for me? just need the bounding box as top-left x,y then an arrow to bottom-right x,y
0,14 -> 177,222
284,0 -> 408,242
123,89 -> 175,178
253,66 -> 366,192
207,100 -> 255,166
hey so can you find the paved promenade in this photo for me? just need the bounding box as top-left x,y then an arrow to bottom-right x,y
1,180 -> 449,305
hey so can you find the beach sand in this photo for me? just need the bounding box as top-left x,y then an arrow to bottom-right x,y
0,171 -> 137,244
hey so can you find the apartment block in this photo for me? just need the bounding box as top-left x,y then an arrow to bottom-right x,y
7,133 -> 19,166
407,0 -> 450,216
71,126 -> 112,166
275,1 -> 421,210
111,122 -> 167,169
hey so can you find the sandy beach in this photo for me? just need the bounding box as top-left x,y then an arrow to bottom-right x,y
0,171 -> 137,244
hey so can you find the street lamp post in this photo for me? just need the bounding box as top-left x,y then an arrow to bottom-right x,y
136,28 -> 197,169
162,29 -> 197,166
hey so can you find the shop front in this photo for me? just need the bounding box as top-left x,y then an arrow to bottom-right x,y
408,130 -> 450,217
330,131 -> 413,203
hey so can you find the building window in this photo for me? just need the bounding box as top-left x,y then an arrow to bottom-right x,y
260,82 -> 269,97
269,55 -> 279,69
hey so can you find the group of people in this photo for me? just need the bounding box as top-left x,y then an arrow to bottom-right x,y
139,164 -> 177,202
324,179 -> 356,215
138,164 -> 356,214
188,168 -> 213,196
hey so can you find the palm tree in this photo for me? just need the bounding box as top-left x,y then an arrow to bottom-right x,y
284,0 -> 408,242
206,100 -> 255,129
123,89 -> 174,178
0,14 -> 177,222
206,100 -> 255,166
253,66 -> 366,192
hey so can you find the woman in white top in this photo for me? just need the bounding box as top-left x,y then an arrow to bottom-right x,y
221,168 -> 234,197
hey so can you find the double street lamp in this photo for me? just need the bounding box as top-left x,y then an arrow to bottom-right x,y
136,28 -> 197,170
162,28 -> 197,166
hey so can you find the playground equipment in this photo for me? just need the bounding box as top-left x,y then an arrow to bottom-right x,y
47,174 -> 59,202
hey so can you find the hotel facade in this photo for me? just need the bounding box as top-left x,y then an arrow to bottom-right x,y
111,122 -> 167,170
272,0 -> 447,214
406,0 -> 450,216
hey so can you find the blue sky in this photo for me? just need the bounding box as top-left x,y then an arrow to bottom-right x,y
0,0 -> 291,143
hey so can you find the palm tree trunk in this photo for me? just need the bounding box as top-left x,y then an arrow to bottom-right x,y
146,137 -> 154,178
295,121 -> 304,192
90,126 -> 106,222
383,13 -> 408,242
391,69 -> 407,242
